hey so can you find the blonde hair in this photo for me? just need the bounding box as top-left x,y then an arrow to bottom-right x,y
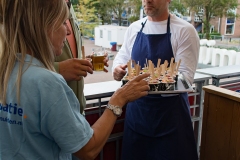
0,0 -> 69,104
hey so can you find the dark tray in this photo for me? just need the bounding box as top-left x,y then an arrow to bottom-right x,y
148,73 -> 193,94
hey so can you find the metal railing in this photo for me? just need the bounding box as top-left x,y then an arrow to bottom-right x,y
84,75 -> 210,159
83,71 -> 240,159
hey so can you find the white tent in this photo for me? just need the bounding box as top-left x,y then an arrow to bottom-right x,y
94,25 -> 127,49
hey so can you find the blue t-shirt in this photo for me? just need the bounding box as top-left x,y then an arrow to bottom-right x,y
0,55 -> 93,160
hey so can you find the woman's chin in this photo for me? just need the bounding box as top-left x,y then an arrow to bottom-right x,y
55,51 -> 62,56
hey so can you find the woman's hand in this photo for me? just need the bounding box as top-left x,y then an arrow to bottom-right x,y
109,73 -> 150,107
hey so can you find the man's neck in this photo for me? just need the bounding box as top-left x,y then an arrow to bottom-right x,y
147,12 -> 170,22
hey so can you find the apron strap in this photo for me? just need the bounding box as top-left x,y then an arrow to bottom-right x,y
141,16 -> 170,33
167,15 -> 170,34
140,19 -> 147,32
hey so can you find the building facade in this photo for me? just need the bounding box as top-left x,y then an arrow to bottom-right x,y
193,0 -> 240,39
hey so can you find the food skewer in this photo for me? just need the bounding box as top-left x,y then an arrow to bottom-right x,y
81,46 -> 86,59
164,60 -> 168,69
145,58 -> 148,70
127,60 -> 132,77
170,57 -> 174,69
157,59 -> 161,68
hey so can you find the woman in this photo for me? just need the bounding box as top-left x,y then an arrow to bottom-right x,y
0,0 -> 150,159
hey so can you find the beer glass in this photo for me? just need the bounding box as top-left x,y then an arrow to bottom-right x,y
92,48 -> 105,71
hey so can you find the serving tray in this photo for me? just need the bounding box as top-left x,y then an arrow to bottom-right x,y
148,73 -> 194,94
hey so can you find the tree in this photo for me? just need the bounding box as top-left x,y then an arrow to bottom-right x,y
128,0 -> 142,23
78,0 -> 100,37
169,0 -> 187,16
108,0 -> 126,26
183,0 -> 238,39
79,0 -> 126,26
71,0 -> 79,6
181,0 -> 199,16
94,0 -> 112,25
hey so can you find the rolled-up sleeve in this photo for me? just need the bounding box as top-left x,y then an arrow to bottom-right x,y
172,26 -> 200,84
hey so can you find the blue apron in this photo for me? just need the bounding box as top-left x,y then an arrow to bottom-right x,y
121,16 -> 198,160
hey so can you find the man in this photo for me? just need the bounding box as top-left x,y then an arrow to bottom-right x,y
54,0 -> 108,114
112,0 -> 200,159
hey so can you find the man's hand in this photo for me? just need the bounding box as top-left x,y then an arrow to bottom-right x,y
103,52 -> 109,72
59,58 -> 93,81
113,64 -> 128,81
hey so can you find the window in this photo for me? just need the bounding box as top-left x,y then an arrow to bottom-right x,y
225,17 -> 235,35
197,7 -> 204,14
225,24 -> 234,35
227,18 -> 235,24
225,9 -> 236,35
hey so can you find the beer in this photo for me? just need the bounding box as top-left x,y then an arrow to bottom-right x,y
92,55 -> 104,71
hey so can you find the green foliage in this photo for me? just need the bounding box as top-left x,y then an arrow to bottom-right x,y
82,23 -> 96,38
210,32 -> 221,36
77,0 -> 100,37
71,0 -> 79,5
199,32 -> 222,39
128,0 -> 142,17
210,34 -> 222,40
128,16 -> 139,23
72,5 -> 79,12
182,0 -> 238,40
108,0 -> 126,26
169,0 -> 187,16
215,45 -> 240,52
94,0 -> 112,25
79,0 -> 127,26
